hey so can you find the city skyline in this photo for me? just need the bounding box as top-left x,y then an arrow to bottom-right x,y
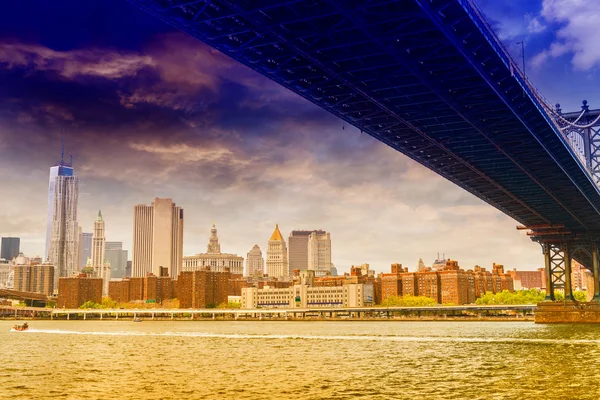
2,0 -> 600,273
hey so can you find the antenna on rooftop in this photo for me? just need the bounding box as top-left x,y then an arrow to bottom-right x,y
61,129 -> 65,165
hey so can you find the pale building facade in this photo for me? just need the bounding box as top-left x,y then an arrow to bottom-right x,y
288,230 -> 315,272
48,174 -> 79,290
241,271 -> 366,309
132,198 -> 184,278
78,231 -> 93,269
105,242 -> 128,279
245,245 -> 264,277
307,231 -> 332,276
45,151 -> 75,260
14,262 -> 55,295
183,223 -> 244,275
266,225 -> 289,278
0,258 -> 12,289
91,211 -> 111,296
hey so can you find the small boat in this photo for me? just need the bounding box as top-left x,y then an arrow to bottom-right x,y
12,322 -> 29,332
133,317 -> 142,322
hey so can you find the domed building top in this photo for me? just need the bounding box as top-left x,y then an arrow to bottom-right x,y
269,224 -> 284,241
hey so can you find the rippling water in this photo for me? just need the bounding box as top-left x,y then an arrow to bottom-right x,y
2,320 -> 599,399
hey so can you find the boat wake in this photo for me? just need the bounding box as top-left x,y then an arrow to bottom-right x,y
9,329 -> 600,345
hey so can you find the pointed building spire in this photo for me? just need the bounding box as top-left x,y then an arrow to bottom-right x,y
97,209 -> 103,221
269,224 -> 284,241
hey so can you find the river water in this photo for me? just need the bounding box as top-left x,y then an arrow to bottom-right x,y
1,320 -> 599,399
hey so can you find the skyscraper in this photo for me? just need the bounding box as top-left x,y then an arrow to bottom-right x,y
45,143 -> 75,260
245,245 -> 264,277
1,237 -> 20,261
78,232 -> 93,269
288,230 -> 332,276
266,224 -> 289,278
307,231 -> 332,276
288,230 -> 314,272
105,242 -> 128,279
47,148 -> 79,290
91,210 -> 110,295
132,198 -> 183,278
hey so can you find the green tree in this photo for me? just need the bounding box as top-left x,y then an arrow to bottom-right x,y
217,302 -> 241,309
79,301 -> 102,309
380,295 -> 437,307
476,289 -> 546,305
101,297 -> 118,309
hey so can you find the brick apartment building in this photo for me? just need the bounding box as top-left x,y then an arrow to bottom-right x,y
377,260 -> 514,305
178,269 -> 229,308
57,274 -> 102,308
108,273 -> 175,304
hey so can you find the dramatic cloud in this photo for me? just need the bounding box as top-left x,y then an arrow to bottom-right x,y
0,8 -> 544,272
532,0 -> 600,70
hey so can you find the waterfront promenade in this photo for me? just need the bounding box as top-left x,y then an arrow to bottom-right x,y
1,305 -> 535,321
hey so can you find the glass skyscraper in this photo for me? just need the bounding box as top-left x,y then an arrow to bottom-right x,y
45,162 -> 74,260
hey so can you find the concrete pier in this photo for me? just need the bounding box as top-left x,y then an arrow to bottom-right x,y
535,302 -> 600,323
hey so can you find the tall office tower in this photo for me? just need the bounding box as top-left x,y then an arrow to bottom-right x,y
78,232 -> 93,269
307,231 -> 332,276
266,224 -> 289,278
105,242 -> 128,279
91,210 -> 110,295
288,230 -> 330,275
245,245 -> 264,277
45,142 -> 75,260
48,154 -> 79,290
1,237 -> 20,261
132,198 -> 183,278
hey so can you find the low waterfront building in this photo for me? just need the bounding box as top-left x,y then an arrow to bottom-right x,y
178,268 -> 229,308
183,223 -> 244,275
241,270 -> 370,309
57,274 -> 102,308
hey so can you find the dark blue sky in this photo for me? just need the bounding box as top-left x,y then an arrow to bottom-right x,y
0,0 -> 598,272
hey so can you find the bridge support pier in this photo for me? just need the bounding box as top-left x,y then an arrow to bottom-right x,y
593,244 -> 600,302
542,242 -> 571,301
563,245 -> 575,301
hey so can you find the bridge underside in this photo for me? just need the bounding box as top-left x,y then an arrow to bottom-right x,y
128,1 -> 600,281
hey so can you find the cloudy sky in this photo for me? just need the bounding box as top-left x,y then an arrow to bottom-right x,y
1,0 -> 599,274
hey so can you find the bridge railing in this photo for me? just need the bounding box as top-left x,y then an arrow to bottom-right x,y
463,0 -> 600,186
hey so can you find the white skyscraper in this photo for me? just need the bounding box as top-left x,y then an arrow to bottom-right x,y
245,245 -> 264,277
91,210 -> 110,296
307,231 -> 333,276
132,198 -> 184,278
48,173 -> 79,290
266,224 -> 289,278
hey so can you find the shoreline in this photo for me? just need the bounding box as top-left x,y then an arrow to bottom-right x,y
3,316 -> 534,322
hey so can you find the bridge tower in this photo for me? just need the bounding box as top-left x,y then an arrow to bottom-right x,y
525,227 -> 600,302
